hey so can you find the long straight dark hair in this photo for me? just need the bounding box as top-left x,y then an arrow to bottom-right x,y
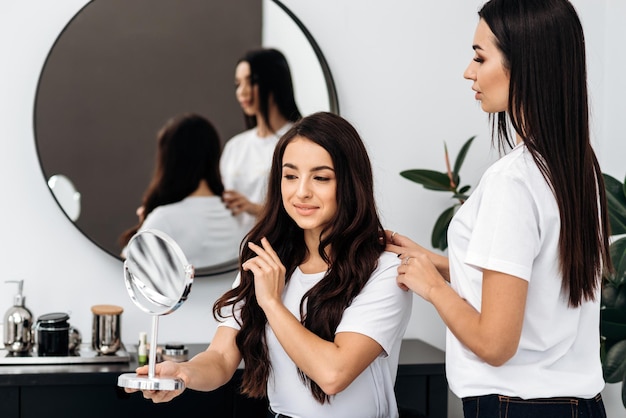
213,112 -> 386,403
119,113 -> 224,247
238,48 -> 302,132
479,0 -> 611,306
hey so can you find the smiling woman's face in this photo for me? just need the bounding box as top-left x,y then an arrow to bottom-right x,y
463,19 -> 510,113
281,136 -> 337,237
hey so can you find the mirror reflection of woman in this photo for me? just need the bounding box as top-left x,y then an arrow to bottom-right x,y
119,113 -> 244,268
220,48 -> 302,235
129,112 -> 412,418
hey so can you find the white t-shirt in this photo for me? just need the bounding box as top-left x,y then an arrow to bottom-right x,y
446,143 -> 604,399
219,251 -> 412,418
134,196 -> 244,268
219,124 -> 292,234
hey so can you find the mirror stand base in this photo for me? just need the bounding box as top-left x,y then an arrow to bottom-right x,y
117,372 -> 185,391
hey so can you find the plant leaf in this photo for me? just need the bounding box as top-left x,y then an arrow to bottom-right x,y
601,308 -> 626,340
611,237 -> 626,286
603,283 -> 619,309
603,339 -> 626,383
400,169 -> 452,191
452,135 -> 476,178
603,173 -> 626,235
431,205 -> 457,250
452,173 -> 461,189
458,185 -> 471,194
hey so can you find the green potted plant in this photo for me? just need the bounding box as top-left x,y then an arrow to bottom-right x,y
600,173 -> 626,407
399,136 -> 476,250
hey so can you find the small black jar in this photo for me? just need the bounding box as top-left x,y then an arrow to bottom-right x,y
36,312 -> 70,357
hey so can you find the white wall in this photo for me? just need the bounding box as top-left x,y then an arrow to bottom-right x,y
1,1 -> 625,416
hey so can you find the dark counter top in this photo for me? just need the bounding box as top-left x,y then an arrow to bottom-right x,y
0,339 -> 445,386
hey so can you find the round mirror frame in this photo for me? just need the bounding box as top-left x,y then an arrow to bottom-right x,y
34,0 -> 339,276
123,228 -> 194,316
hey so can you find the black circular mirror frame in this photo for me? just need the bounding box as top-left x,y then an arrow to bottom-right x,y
34,0 -> 339,277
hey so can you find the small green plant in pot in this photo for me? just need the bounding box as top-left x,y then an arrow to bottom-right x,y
399,136 -> 476,251
600,173 -> 626,407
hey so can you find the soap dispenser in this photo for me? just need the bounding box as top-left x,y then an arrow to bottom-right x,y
3,280 -> 34,354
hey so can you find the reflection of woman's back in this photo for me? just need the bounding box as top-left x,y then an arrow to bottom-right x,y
120,114 -> 243,268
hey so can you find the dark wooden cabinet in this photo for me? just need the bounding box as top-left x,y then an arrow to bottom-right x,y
0,369 -> 264,418
0,339 -> 446,418
396,340 -> 448,418
0,386 -> 18,417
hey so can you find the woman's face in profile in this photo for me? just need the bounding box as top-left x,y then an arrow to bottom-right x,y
281,136 -> 337,237
235,61 -> 259,116
463,19 -> 510,113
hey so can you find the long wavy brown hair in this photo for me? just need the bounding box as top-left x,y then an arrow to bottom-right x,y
479,0 -> 612,306
213,112 -> 386,403
119,113 -> 224,247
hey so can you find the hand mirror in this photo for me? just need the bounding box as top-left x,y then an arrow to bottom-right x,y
117,229 -> 194,391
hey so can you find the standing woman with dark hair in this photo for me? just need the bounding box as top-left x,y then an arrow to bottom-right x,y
129,112 -> 412,418
387,0 -> 610,416
220,48 -> 302,234
119,113 -> 243,267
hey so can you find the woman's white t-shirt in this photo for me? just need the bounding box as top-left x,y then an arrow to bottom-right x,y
135,196 -> 244,268
219,251 -> 413,418
446,143 -> 604,399
220,124 -> 292,234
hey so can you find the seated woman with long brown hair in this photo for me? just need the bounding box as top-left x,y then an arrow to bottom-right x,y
128,112 -> 413,418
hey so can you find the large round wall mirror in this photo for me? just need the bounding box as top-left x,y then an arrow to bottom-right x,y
34,0 -> 338,277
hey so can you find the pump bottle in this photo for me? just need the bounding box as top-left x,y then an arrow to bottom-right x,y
3,280 -> 34,354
